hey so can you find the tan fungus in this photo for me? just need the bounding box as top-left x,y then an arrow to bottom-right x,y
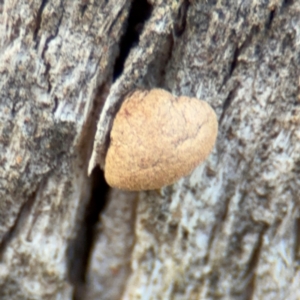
104,89 -> 218,191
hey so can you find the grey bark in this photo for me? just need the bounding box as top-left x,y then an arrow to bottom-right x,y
0,0 -> 300,300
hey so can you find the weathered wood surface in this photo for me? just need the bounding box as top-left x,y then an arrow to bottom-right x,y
0,0 -> 300,299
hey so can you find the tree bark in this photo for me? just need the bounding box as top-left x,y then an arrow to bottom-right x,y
0,0 -> 300,299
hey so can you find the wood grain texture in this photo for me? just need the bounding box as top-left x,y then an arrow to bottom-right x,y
0,0 -> 130,298
0,0 -> 300,299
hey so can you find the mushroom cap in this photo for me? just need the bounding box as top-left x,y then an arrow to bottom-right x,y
104,89 -> 218,191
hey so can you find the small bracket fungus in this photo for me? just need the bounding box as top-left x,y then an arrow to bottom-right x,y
104,89 -> 218,191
